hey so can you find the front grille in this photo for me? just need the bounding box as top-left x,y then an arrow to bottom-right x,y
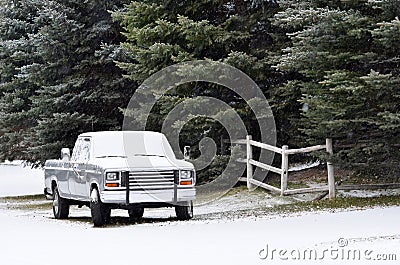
128,170 -> 175,190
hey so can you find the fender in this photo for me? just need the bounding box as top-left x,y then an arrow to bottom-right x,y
44,175 -> 58,200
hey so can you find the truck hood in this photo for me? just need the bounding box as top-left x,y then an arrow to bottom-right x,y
89,156 -> 194,170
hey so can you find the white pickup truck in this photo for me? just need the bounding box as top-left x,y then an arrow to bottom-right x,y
44,131 -> 196,226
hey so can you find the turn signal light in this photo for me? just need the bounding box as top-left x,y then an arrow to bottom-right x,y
180,180 -> 192,185
106,183 -> 119,188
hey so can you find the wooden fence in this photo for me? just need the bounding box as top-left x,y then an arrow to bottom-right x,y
234,136 -> 400,198
236,136 -> 336,199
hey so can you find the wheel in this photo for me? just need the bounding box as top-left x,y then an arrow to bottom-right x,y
128,206 -> 144,222
175,201 -> 193,220
52,186 -> 69,219
90,188 -> 110,227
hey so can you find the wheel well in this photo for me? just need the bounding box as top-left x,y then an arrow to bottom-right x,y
90,183 -> 98,192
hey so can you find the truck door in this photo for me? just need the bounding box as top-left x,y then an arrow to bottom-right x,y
70,137 -> 91,199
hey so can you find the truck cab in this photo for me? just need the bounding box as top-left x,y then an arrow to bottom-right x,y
44,131 -> 196,226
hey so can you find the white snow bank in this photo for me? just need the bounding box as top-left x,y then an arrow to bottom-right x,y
0,164 -> 43,197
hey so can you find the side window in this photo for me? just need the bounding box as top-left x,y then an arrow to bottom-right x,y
79,138 -> 91,161
71,138 -> 91,162
71,138 -> 82,161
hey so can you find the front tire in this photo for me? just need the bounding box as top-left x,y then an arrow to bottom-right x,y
52,186 -> 69,219
175,201 -> 193,220
90,188 -> 110,227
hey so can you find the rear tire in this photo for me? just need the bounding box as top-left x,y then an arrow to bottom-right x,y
175,201 -> 193,220
128,206 -> 144,222
90,188 -> 110,227
52,186 -> 69,219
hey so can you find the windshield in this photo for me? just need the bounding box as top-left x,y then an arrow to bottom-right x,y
91,132 -> 175,159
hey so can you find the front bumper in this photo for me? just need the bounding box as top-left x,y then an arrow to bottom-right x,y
100,188 -> 196,204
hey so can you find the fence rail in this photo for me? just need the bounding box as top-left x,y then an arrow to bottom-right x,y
249,159 -> 282,175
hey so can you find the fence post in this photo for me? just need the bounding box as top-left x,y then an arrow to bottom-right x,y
246,135 -> 254,190
281,145 -> 289,196
326,138 -> 336,199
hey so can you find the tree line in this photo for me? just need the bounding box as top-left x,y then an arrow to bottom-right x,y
0,0 -> 398,180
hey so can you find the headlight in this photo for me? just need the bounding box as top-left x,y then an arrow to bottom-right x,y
180,170 -> 191,180
179,170 -> 195,185
106,172 -> 119,181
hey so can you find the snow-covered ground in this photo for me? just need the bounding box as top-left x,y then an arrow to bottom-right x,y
0,163 -> 43,197
0,165 -> 399,265
1,205 -> 399,265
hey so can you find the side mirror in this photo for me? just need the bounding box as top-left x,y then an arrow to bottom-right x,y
61,148 -> 71,162
183,146 -> 190,160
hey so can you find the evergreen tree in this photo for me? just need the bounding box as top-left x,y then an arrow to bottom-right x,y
113,0 -> 281,150
0,0 -> 135,162
273,0 -> 400,178
0,0 -> 48,161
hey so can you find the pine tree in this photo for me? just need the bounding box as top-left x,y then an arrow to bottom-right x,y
273,0 -> 400,178
0,0 -> 135,162
113,0 -> 281,148
0,0 -> 49,161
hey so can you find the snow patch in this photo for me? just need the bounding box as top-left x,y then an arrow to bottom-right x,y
289,160 -> 320,172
